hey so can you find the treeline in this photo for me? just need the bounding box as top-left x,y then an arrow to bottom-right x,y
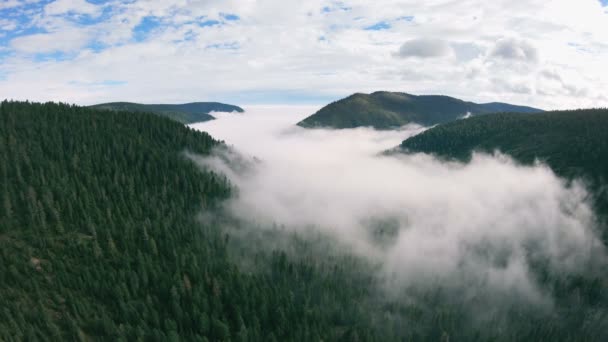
401,109 -> 608,229
1,101 -> 607,341
88,102 -> 244,124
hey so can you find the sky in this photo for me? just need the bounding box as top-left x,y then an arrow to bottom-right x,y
0,0 -> 607,109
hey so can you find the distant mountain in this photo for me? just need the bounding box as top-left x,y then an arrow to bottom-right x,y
400,109 -> 608,224
297,91 -> 542,129
478,102 -> 543,114
89,101 -> 244,124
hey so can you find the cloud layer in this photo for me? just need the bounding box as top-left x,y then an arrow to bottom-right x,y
191,106 -> 606,306
0,1 -> 607,108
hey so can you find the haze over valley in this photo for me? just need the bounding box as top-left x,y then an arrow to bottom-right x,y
191,106 -> 605,307
2,0 -> 608,341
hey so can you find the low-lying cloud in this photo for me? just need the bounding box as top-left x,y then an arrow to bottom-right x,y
191,106 -> 605,307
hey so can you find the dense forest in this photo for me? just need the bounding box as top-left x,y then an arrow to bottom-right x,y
0,101 -> 387,341
1,101 -> 607,341
297,91 -> 542,129
400,109 -> 608,228
89,102 -> 244,124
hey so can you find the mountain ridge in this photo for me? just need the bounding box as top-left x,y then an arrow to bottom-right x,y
297,91 -> 542,129
89,101 -> 244,124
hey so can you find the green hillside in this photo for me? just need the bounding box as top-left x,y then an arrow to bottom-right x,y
297,91 -> 542,129
0,101 -> 390,341
400,109 -> 608,225
89,102 -> 244,124
1,101 -> 606,341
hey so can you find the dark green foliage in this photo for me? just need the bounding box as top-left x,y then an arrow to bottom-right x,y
1,101 -> 606,341
400,109 -> 608,226
478,102 -> 543,114
0,100 -> 228,340
297,91 -> 542,129
89,102 -> 244,124
0,101 -> 387,341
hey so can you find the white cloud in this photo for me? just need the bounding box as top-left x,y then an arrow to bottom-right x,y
490,38 -> 539,63
10,29 -> 91,53
0,18 -> 18,31
0,0 -> 39,11
0,0 -> 607,109
44,0 -> 102,16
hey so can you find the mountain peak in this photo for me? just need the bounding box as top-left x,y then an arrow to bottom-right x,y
297,91 -> 542,129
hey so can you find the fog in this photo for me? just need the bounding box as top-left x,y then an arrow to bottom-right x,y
191,106 -> 605,307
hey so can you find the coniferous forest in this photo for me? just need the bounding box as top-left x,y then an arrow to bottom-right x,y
400,109 -> 608,229
2,101 -> 608,341
0,101 -> 378,341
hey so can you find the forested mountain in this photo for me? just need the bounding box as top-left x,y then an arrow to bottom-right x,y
89,102 -> 244,124
297,91 -> 542,129
478,102 -> 543,114
400,109 -> 608,226
0,101 -> 386,341
1,101 -> 607,341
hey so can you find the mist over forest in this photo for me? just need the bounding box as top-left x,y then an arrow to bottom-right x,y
2,101 -> 607,341
2,0 -> 608,340
191,106 -> 606,315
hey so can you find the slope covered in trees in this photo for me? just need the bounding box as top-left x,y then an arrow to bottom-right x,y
1,101 -> 606,341
0,101 -> 391,341
400,109 -> 608,225
297,91 -> 542,129
89,102 -> 244,124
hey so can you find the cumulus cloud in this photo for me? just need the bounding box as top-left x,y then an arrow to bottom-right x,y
190,106 -> 606,306
0,0 -> 37,11
44,0 -> 102,17
395,38 -> 452,58
1,0 -> 608,109
491,38 -> 539,63
10,29 -> 91,53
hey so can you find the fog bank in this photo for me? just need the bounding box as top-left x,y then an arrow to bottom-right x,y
191,106 -> 605,306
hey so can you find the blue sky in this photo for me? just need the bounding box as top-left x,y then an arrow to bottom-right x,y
0,0 -> 607,108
